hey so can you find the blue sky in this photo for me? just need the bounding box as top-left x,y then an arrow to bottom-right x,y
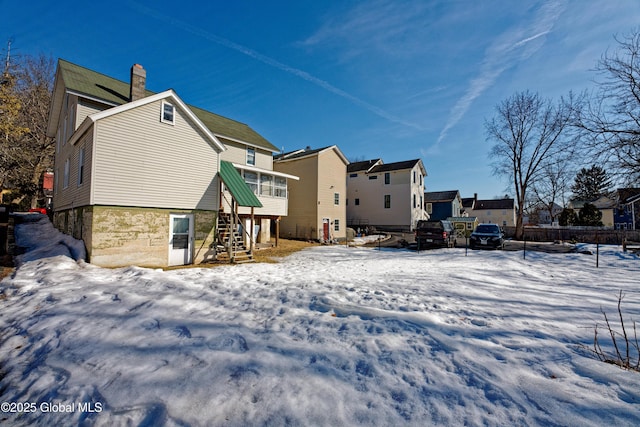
2,0 -> 640,199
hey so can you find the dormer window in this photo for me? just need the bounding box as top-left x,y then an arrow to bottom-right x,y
161,101 -> 175,125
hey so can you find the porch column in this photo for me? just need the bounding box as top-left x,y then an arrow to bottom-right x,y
250,207 -> 255,252
275,216 -> 280,247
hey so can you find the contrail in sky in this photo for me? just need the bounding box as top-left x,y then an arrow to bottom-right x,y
433,0 -> 566,149
129,2 -> 423,131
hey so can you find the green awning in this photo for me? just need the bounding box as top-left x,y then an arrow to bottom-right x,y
219,161 -> 263,208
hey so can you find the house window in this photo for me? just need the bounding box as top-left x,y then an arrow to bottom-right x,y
334,219 -> 340,231
413,171 -> 416,183
63,158 -> 70,189
349,173 -> 358,178
77,148 -> 85,186
244,171 -> 258,194
426,203 -> 432,214
413,194 -> 416,208
274,176 -> 287,198
334,193 -> 340,205
260,174 -> 273,196
355,198 -> 360,206
369,175 -> 378,180
384,172 -> 390,184
384,194 -> 391,209
247,147 -> 256,166
161,101 -> 175,124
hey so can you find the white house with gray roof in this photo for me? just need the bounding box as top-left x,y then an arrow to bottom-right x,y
346,159 -> 428,231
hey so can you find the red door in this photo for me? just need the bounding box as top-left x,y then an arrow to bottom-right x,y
322,218 -> 330,241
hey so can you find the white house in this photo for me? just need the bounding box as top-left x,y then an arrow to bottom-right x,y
346,159 -> 427,231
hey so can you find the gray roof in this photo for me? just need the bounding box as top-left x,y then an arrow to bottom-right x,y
424,190 -> 460,202
56,59 -> 278,152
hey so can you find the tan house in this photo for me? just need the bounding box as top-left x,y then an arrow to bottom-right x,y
346,159 -> 427,231
47,59 -> 295,267
463,194 -> 516,227
273,146 -> 349,241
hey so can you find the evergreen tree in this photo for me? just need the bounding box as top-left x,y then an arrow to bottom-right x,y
559,208 -> 578,226
578,203 -> 603,226
570,165 -> 611,201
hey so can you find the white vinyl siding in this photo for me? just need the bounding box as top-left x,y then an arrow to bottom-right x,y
220,138 -> 273,170
92,99 -> 220,210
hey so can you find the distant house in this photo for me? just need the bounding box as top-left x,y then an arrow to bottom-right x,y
463,194 -> 516,227
47,59 -> 296,267
527,202 -> 563,225
613,188 -> 640,230
424,190 -> 462,221
568,196 -> 616,228
347,159 -> 427,231
273,145 -> 349,241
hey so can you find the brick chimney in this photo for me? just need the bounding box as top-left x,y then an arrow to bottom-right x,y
129,64 -> 146,102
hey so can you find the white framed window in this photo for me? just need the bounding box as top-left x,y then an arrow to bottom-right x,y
334,219 -> 340,231
161,101 -> 175,125
247,147 -> 256,166
334,192 -> 340,205
243,171 -> 258,194
260,174 -> 273,196
384,172 -> 390,184
77,148 -> 85,186
274,176 -> 287,198
384,194 -> 391,209
63,158 -> 70,189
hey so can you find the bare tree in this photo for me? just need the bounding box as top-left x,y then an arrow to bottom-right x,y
485,91 -> 579,239
576,28 -> 640,184
0,54 -> 55,208
530,161 -> 573,224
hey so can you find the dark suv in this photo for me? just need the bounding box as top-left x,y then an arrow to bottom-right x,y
415,220 -> 456,248
469,223 -> 504,249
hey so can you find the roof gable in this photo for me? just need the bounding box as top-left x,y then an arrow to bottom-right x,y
424,190 -> 460,202
51,59 -> 277,152
369,159 -> 425,175
69,90 -> 226,153
347,159 -> 382,173
274,145 -> 349,165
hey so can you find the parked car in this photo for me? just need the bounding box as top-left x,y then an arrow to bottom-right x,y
469,223 -> 504,249
415,220 -> 456,248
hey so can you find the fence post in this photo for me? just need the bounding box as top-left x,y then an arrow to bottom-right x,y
523,236 -> 526,260
596,232 -> 599,268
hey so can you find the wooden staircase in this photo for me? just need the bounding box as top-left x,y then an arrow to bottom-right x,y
216,212 -> 254,263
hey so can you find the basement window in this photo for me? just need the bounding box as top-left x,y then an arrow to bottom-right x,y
161,101 -> 175,125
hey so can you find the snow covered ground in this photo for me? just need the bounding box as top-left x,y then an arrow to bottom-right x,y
1,215 -> 639,426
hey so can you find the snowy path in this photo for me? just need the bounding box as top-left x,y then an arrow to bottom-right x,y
0,242 -> 639,426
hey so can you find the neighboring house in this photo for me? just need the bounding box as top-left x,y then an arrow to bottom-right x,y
464,194 -> 516,227
273,145 -> 349,241
346,159 -> 427,231
568,196 -> 616,228
47,59 -> 295,267
527,202 -> 563,225
424,190 -> 462,221
613,188 -> 640,230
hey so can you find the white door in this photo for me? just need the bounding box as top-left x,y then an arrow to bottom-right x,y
169,214 -> 194,266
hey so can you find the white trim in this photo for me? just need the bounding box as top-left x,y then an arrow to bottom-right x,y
232,162 -> 300,180
68,90 -> 226,153
216,134 -> 279,153
160,100 -> 175,125
66,89 -> 120,108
